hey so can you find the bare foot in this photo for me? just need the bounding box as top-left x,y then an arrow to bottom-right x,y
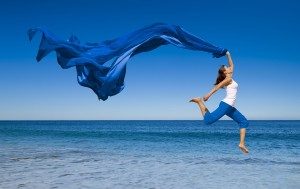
189,97 -> 201,103
239,144 -> 249,153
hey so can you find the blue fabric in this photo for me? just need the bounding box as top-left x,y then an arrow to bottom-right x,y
204,101 -> 249,128
28,23 -> 227,100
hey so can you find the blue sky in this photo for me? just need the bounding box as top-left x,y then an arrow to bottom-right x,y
0,0 -> 299,120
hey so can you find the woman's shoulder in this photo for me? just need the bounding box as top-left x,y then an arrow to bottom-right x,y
225,76 -> 232,81
224,77 -> 233,85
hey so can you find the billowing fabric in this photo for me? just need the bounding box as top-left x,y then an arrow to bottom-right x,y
28,23 -> 227,100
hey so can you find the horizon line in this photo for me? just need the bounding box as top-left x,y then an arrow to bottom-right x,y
1,119 -> 299,121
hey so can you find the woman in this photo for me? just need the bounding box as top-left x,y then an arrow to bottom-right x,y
189,51 -> 249,153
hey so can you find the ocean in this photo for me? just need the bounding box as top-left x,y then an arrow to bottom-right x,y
0,120 -> 299,189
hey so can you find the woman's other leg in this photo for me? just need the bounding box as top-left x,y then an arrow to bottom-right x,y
239,128 -> 248,153
226,108 -> 249,153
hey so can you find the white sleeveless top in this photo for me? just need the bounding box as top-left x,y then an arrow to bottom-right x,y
222,79 -> 238,106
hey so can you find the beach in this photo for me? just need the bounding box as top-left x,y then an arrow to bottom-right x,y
1,120 -> 299,188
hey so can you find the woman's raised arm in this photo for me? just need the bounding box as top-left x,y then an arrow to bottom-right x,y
226,51 -> 234,72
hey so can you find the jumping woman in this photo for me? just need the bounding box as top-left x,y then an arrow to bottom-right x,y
189,51 -> 249,153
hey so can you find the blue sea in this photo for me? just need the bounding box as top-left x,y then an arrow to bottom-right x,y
0,120 -> 299,189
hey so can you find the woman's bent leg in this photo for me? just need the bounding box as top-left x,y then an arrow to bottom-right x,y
189,97 -> 208,116
194,101 -> 230,125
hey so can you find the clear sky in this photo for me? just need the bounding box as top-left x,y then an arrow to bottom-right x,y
0,0 -> 299,120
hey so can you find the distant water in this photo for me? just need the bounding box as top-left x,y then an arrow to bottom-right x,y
0,120 -> 299,189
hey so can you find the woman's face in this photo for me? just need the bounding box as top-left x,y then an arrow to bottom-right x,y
223,66 -> 231,74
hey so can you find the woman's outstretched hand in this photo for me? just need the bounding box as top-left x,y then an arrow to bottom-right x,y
226,51 -> 230,56
203,95 -> 209,101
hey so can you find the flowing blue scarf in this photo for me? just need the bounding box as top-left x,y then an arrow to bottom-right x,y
28,23 -> 227,100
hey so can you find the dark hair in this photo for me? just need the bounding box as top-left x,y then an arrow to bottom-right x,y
214,65 -> 226,86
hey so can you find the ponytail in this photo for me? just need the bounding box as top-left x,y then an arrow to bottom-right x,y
214,65 -> 226,86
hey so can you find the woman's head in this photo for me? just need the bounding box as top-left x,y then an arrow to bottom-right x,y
214,65 -> 226,86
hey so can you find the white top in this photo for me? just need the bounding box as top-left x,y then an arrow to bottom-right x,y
222,79 -> 238,106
